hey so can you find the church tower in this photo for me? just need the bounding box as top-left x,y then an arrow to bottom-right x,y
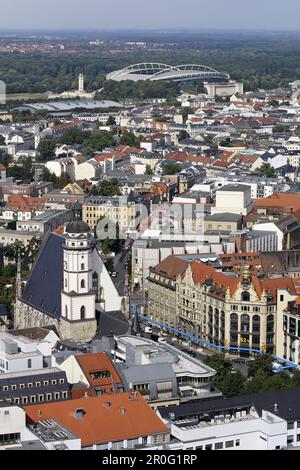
78,73 -> 84,93
60,221 -> 97,341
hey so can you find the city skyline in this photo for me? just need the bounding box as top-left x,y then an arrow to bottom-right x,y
0,0 -> 300,31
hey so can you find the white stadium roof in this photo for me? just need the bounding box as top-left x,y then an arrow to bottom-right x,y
107,63 -> 230,83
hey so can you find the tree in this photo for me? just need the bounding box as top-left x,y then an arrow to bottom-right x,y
4,241 -> 26,263
219,137 -> 232,147
25,237 -> 42,268
54,172 -> 71,189
222,371 -> 245,397
0,135 -> 5,145
178,130 -> 190,142
92,178 -> 122,196
120,131 -> 140,147
84,131 -> 114,154
257,163 -> 276,178
145,165 -> 153,175
246,369 -> 273,393
38,136 -> 56,162
272,125 -> 285,134
106,116 -> 116,126
248,354 -> 273,377
181,107 -> 191,123
7,157 -> 33,183
206,353 -> 233,393
163,162 -> 182,175
59,128 -> 89,145
41,167 -> 57,184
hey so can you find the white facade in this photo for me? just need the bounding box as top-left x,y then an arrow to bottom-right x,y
0,331 -> 51,374
61,232 -> 96,322
252,222 -> 284,251
160,408 -> 287,451
212,185 -> 254,216
75,159 -> 100,181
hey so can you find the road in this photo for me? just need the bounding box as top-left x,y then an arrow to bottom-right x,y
111,240 -> 134,296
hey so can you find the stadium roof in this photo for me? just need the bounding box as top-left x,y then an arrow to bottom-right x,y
107,63 -> 230,83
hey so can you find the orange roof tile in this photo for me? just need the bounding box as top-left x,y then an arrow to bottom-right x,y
75,353 -> 122,391
25,393 -> 168,446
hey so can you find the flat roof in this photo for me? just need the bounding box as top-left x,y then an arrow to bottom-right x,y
218,184 -> 251,192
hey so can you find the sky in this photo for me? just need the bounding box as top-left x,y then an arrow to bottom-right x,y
0,0 -> 299,31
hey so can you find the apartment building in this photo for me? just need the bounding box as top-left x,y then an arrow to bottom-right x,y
0,368 -> 70,406
83,195 -> 139,233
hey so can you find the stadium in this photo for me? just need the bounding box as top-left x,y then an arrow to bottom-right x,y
106,63 -> 230,83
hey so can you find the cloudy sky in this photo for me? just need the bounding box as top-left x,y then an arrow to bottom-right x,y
0,0 -> 299,31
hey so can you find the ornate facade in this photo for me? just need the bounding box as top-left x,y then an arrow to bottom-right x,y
148,255 -> 298,357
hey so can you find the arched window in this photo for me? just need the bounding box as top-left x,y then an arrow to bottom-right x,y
241,314 -> 250,333
80,306 -> 86,320
230,313 -> 238,331
267,314 -> 274,333
93,272 -> 99,301
81,279 -> 85,289
241,291 -> 250,302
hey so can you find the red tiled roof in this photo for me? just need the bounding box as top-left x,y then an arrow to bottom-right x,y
75,353 -> 122,392
25,393 -> 168,446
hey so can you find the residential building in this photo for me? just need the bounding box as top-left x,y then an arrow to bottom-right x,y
83,195 -> 139,233
0,368 -> 70,406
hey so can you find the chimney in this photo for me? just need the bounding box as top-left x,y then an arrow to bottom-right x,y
120,408 -> 126,416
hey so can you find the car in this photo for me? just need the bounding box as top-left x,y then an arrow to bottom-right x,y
158,338 -> 167,343
144,327 -> 153,334
111,272 -> 118,278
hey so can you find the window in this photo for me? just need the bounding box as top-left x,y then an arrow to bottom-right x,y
43,381 -> 49,386
27,383 -> 33,388
205,444 -> 212,450
0,433 -> 21,446
81,264 -> 85,271
288,422 -> 295,430
20,384 -> 25,389
92,272 -> 99,301
215,442 -> 223,450
35,382 -> 41,387
28,359 -> 32,369
80,306 -> 86,320
11,385 -> 17,391
81,279 -> 85,289
235,439 -> 240,447
241,291 -> 250,302
225,441 -> 234,448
